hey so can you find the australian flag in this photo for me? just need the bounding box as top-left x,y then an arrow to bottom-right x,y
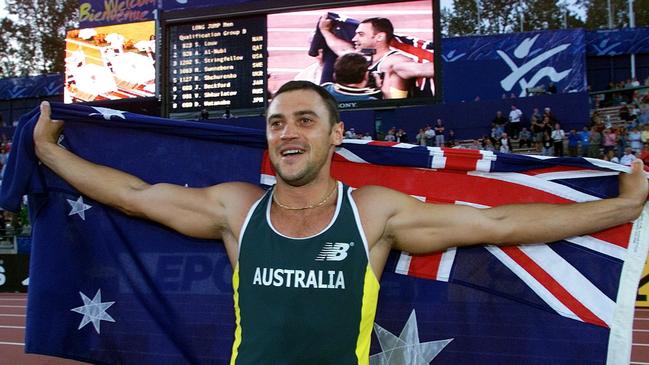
1,103 -> 648,364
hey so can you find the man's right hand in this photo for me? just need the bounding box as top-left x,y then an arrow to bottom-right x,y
318,17 -> 333,33
34,101 -> 64,149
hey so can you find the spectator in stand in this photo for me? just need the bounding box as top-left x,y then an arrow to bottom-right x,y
530,108 -> 542,123
588,126 -> 602,158
361,132 -> 373,140
415,128 -> 426,146
424,125 -> 435,147
620,147 -> 637,166
640,106 -> 649,126
547,82 -> 557,94
500,132 -> 512,153
551,123 -> 566,157
606,149 -> 620,163
482,138 -> 495,152
616,126 -> 629,159
544,107 -> 559,126
384,127 -> 397,142
642,124 -> 649,145
590,111 -> 602,128
541,131 -> 553,156
629,126 -> 643,153
619,103 -> 632,122
396,128 -> 408,143
492,110 -> 508,138
579,126 -> 590,157
434,119 -> 445,147
518,127 -> 532,149
602,128 -> 617,155
344,128 -> 356,139
446,130 -> 456,148
640,144 -> 649,164
567,128 -> 579,157
508,105 -> 523,139
531,115 -> 545,152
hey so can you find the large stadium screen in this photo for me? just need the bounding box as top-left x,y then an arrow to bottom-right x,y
64,21 -> 156,103
164,0 -> 437,117
267,0 -> 436,109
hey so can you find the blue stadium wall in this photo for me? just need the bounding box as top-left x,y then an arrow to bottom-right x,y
3,24 -> 649,139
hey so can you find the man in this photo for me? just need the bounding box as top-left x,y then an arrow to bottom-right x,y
34,81 -> 647,365
620,147 -> 637,166
551,123 -> 566,157
318,17 -> 414,99
321,52 -> 380,102
508,105 -> 523,139
434,118 -> 445,147
491,110 -> 507,138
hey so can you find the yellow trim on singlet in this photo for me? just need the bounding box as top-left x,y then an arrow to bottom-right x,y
389,87 -> 408,99
230,264 -> 242,365
355,265 -> 381,365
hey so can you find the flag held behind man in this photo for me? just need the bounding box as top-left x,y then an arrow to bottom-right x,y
1,103 -> 647,364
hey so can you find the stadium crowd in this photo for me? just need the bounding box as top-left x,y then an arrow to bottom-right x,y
342,81 -> 649,167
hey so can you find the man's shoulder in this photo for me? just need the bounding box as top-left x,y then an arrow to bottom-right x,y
383,52 -> 411,65
209,182 -> 265,209
351,185 -> 416,210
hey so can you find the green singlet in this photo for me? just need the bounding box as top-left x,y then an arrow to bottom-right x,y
230,182 -> 380,365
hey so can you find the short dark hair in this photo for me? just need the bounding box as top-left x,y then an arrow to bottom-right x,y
334,53 -> 369,85
361,17 -> 394,43
271,81 -> 340,126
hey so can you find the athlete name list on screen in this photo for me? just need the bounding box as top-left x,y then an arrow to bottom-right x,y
169,16 -> 266,113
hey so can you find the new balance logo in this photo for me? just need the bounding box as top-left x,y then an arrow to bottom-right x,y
316,242 -> 352,261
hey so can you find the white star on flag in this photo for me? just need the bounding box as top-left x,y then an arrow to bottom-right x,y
67,196 -> 92,220
89,107 -> 127,120
70,289 -> 116,334
370,310 -> 453,365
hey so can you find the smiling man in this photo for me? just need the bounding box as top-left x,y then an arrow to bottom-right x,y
33,81 -> 648,365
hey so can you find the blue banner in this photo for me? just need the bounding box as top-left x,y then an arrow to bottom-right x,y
159,0 -> 256,12
0,74 -> 63,100
442,29 -> 586,103
587,26 -> 649,56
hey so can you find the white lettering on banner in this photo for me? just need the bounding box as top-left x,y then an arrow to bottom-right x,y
252,267 -> 345,289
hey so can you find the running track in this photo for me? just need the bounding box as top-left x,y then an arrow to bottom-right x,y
1,292 -> 648,364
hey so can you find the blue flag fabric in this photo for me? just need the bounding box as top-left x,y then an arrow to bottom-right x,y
1,103 -> 648,364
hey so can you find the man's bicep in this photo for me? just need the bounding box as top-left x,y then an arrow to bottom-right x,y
388,201 -> 500,254
130,182 -> 261,240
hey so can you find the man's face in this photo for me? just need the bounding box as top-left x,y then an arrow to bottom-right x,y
266,89 -> 343,186
352,23 -> 378,50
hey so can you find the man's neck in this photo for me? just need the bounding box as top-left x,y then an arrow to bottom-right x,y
274,176 -> 337,209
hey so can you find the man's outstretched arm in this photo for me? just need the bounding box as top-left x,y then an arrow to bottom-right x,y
358,161 -> 647,254
33,102 -> 262,241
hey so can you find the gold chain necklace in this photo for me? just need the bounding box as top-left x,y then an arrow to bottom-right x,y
272,182 -> 338,210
